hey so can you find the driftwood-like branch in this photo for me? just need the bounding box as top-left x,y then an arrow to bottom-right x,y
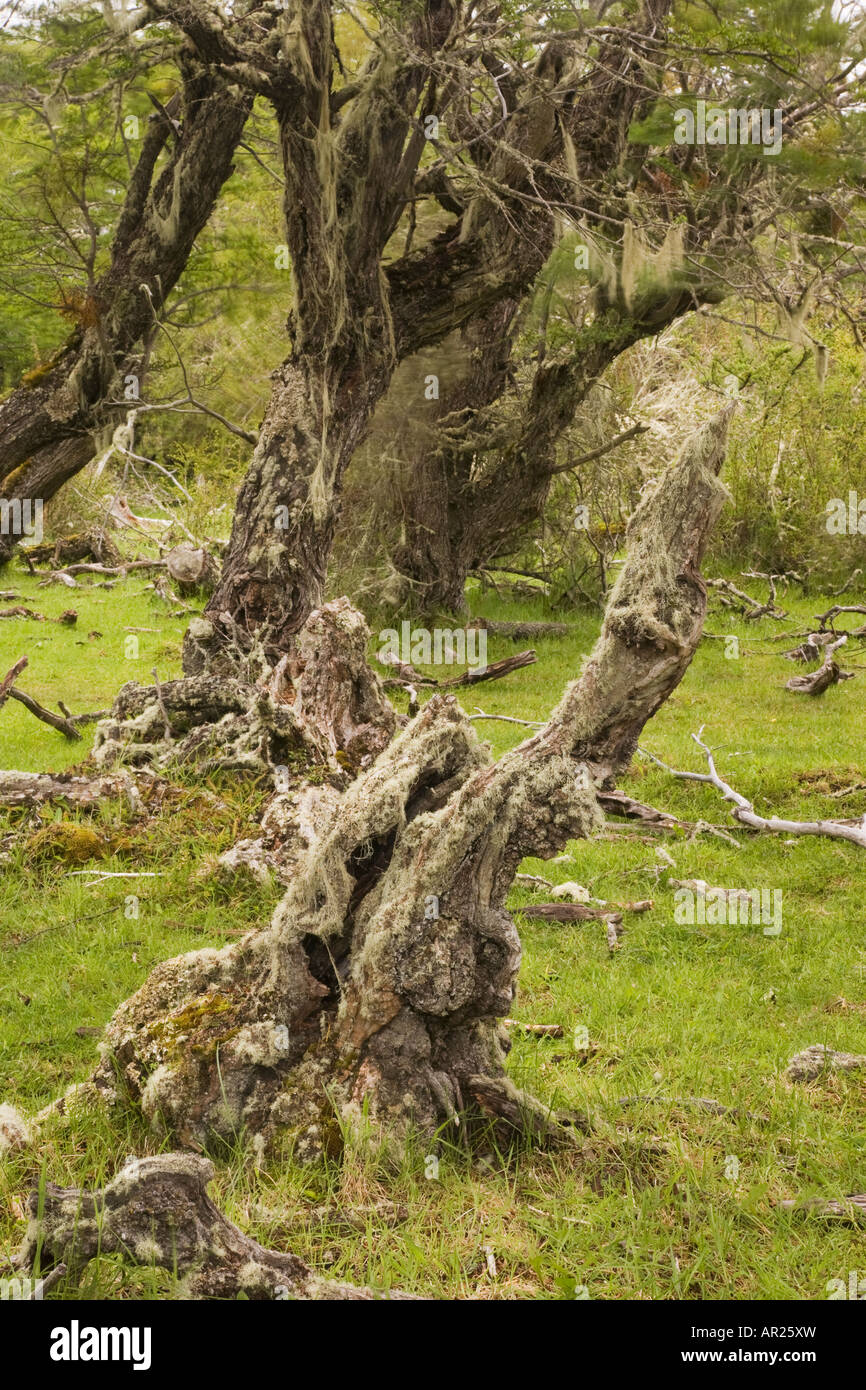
782,631 -> 838,662
381,649 -> 537,690
5,687 -> 83,740
706,577 -> 787,621
445,650 -> 537,687
14,1154 -> 413,1301
642,730 -> 866,848
785,636 -> 854,695
814,604 -> 866,631
0,770 -> 145,809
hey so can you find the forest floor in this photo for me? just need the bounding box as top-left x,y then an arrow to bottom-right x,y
1,564 -> 864,1300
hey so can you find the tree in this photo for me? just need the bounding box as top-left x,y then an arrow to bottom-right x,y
19,409 -> 731,1174
390,0 -> 866,611
152,0 -> 678,669
0,8 -> 252,561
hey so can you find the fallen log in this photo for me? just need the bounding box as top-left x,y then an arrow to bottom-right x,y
519,900 -> 651,922
468,619 -> 572,640
0,769 -> 144,809
0,606 -> 43,620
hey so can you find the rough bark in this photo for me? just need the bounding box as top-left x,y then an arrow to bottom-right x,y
14,1153 -> 413,1300
0,769 -> 144,810
56,410 -> 731,1158
0,57 -> 251,563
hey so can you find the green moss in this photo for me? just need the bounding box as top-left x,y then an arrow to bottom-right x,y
26,822 -> 107,865
148,991 -> 244,1064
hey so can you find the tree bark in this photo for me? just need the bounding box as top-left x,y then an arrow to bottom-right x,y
0,57 -> 251,563
62,409 -> 731,1158
396,291 -> 698,613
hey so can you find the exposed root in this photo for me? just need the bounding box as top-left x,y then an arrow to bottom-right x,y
13,1153 -> 414,1300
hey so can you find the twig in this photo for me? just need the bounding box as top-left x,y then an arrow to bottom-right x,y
0,656 -> 27,705
641,729 -> 866,849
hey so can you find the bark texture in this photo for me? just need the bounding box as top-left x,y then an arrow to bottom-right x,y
187,1 -> 676,666
395,293 -> 698,612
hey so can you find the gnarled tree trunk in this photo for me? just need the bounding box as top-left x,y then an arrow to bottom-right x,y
395,291 -> 700,615
185,4 -> 675,669
58,409 -> 733,1160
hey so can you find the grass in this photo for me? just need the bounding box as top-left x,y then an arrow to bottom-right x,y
1,563 -> 865,1300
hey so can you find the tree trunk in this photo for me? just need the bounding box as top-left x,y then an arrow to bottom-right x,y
0,59 -> 251,563
396,292 -> 699,613
183,6 -> 673,666
57,409 -> 732,1159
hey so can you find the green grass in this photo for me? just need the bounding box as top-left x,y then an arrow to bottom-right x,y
1,566 -> 865,1300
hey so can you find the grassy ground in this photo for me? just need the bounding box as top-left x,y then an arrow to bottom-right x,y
1,565 -> 865,1300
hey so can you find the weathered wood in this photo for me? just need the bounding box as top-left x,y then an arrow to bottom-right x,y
0,770 -> 143,809
5,687 -> 82,740
14,1154 -> 414,1301
165,544 -> 219,596
0,79 -> 251,564
646,731 -> 866,848
469,619 -> 573,640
